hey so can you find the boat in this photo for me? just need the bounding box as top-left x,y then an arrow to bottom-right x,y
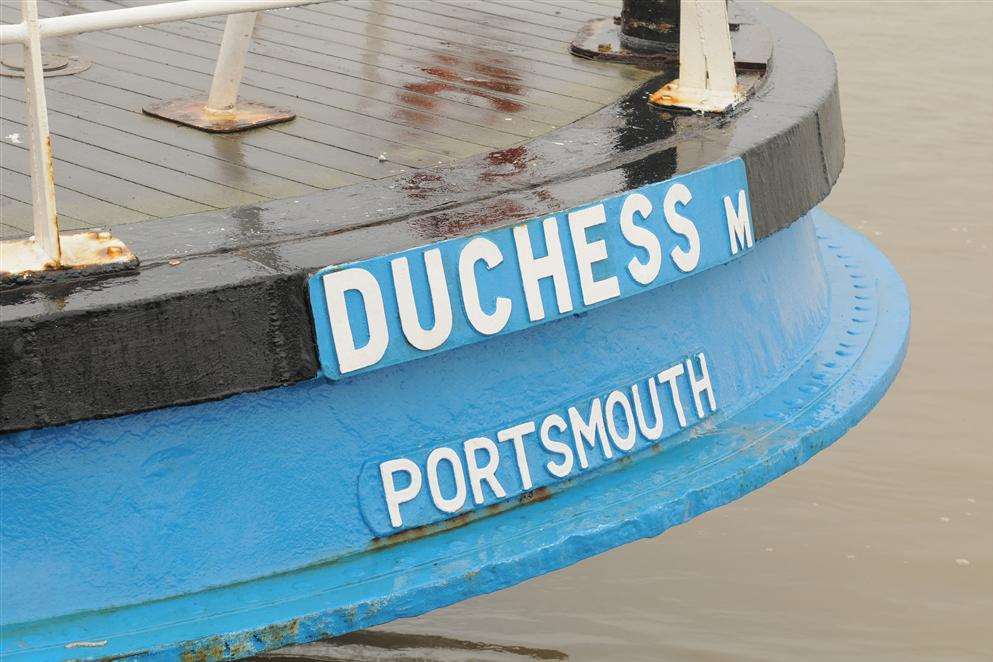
0,0 -> 909,659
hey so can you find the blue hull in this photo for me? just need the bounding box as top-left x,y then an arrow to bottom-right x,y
1,209 -> 908,660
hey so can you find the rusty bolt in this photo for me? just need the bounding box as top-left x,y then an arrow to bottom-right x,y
106,245 -> 123,258
597,43 -> 613,53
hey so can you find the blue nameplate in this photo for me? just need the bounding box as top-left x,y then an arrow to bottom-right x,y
308,158 -> 754,379
359,352 -> 719,535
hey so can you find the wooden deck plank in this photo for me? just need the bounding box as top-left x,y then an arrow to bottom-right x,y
297,1 -> 640,91
0,115 -> 268,209
155,17 -> 587,124
312,0 -> 638,96
57,30 -> 513,151
428,0 -> 588,40
0,133 -> 215,219
0,0 -> 643,232
516,1 -> 613,21
14,0 -> 500,157
299,0 -> 588,71
101,0 -> 599,123
110,0 -> 631,86
0,99 -> 320,200
46,11 -> 528,149
1,220 -> 30,240
41,7 -> 465,166
384,0 -> 572,43
1,82 -> 370,189
323,1 -> 632,85
68,65 -> 452,168
1,169 -> 153,226
99,15 -> 570,132
0,197 -> 91,237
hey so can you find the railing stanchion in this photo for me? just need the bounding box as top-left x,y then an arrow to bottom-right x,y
206,11 -> 257,112
1,0 -> 312,280
20,0 -> 60,265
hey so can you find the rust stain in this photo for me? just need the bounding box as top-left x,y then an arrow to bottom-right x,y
625,17 -> 674,33
401,171 -> 445,200
143,96 -> 294,133
178,619 -> 299,662
479,145 -> 531,183
369,486 -> 553,551
410,198 -> 525,239
395,51 -> 527,126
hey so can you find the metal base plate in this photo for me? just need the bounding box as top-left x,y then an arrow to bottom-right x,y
0,230 -> 138,286
143,95 -> 295,133
570,17 -> 675,64
0,52 -> 91,78
648,79 -> 747,114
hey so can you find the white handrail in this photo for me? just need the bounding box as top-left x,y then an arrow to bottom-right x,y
0,0 -> 313,45
0,0 -> 316,273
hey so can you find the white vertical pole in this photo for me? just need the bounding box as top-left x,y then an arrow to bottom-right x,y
690,0 -> 737,96
206,11 -> 257,112
653,0 -> 741,113
20,0 -> 61,263
678,0 -> 707,92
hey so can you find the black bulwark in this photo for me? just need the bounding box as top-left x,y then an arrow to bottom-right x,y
0,3 -> 843,433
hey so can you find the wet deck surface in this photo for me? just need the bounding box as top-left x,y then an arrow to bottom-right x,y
0,0 -> 644,240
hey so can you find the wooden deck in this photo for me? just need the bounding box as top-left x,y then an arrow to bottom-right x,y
0,0 -> 642,241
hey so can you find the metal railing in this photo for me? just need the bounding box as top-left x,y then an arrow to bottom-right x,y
0,0 -> 315,271
0,0 -> 740,276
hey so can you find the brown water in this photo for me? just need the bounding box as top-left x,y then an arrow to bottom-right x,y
265,3 -> 993,660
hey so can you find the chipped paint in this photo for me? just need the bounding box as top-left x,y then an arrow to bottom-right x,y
64,640 -> 107,649
0,230 -> 137,284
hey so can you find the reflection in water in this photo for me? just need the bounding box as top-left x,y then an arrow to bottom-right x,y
259,630 -> 567,662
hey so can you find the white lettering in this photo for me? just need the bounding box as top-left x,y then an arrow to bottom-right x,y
663,183 -> 700,273
540,414 -> 574,478
605,389 -> 636,452
391,249 -> 453,351
380,458 -> 422,528
631,380 -> 665,441
568,204 -> 620,306
685,352 -> 718,418
463,437 -> 506,505
459,237 -> 512,336
426,447 -> 467,513
513,218 -> 574,321
724,189 -> 754,255
657,364 -> 689,428
619,193 -> 662,285
323,268 -> 389,374
497,421 -> 536,490
569,398 -> 611,469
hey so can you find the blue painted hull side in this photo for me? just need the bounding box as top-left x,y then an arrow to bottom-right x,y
0,209 -> 909,660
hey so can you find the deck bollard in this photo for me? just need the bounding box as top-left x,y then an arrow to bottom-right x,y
571,0 -> 744,113
619,0 -> 679,54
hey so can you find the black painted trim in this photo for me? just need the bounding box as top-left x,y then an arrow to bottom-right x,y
0,2 -> 842,433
